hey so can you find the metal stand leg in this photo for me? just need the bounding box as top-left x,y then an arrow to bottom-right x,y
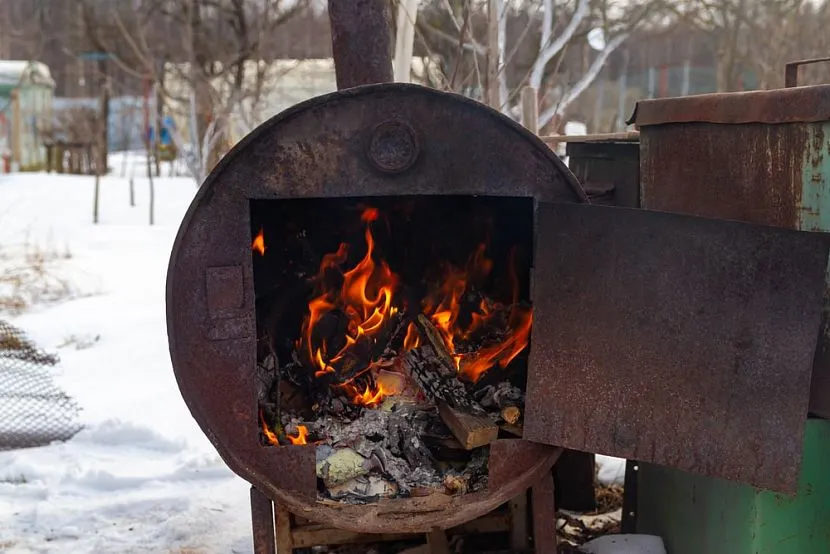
250,486 -> 277,554
425,528 -> 451,554
532,471 -> 558,554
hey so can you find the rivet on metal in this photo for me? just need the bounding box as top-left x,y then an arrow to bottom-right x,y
366,120 -> 420,174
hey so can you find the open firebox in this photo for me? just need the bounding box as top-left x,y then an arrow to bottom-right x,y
252,195 -> 533,502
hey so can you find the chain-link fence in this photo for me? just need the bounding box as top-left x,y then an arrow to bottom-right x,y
0,320 -> 83,451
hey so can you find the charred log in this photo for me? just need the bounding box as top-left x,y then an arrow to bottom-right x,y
405,315 -> 498,449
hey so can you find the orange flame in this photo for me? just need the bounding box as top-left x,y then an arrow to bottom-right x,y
252,228 -> 266,256
299,208 -> 400,384
296,208 -> 533,406
287,425 -> 309,445
259,410 -> 279,445
340,381 -> 388,408
403,322 -> 421,350
418,244 -> 532,382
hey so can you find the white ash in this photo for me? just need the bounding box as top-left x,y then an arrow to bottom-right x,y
327,474 -> 399,503
288,403 -> 445,495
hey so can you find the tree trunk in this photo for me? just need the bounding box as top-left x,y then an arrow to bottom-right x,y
97,60 -> 109,175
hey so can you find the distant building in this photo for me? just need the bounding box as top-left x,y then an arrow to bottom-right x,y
0,61 -> 55,171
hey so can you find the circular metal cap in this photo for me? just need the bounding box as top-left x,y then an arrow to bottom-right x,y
366,119 -> 420,174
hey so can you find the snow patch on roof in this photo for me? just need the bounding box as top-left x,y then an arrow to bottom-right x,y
0,60 -> 55,88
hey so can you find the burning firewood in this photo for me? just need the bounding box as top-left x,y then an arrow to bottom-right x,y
403,315 -> 499,450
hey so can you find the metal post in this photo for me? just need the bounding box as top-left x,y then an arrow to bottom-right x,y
328,0 -> 393,90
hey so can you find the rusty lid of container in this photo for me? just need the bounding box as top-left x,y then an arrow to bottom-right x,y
628,85 -> 830,127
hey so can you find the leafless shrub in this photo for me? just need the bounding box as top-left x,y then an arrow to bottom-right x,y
0,239 -> 75,314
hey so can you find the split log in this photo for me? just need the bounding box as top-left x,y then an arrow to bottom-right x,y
501,406 -> 521,425
405,315 -> 498,450
437,402 -> 499,450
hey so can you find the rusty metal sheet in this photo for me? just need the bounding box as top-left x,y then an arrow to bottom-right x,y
629,85 -> 830,127
638,124 -> 807,229
525,202 -> 829,493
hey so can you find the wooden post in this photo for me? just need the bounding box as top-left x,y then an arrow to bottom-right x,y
97,61 -> 110,174
425,528 -> 451,554
508,491 -> 530,550
93,156 -> 101,224
147,82 -> 158,226
521,86 -> 539,135
10,89 -> 20,168
531,471 -> 557,553
275,504 -> 294,553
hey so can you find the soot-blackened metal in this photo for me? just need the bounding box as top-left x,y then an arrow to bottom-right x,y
366,120 -> 420,174
166,84 -> 585,533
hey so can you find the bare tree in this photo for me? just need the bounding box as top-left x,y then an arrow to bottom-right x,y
73,0 -> 308,185
667,0 -> 828,92
418,0 -> 662,131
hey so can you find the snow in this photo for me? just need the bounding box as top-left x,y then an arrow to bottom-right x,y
0,162 -> 252,553
581,535 -> 666,554
0,159 -> 630,552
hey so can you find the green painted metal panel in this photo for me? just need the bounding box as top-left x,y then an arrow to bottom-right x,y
637,419 -> 830,554
800,122 -> 830,233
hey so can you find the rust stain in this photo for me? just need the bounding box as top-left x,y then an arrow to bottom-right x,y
640,123 -> 807,228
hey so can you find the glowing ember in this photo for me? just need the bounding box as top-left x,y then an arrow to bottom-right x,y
287,425 -> 309,445
252,228 -> 266,255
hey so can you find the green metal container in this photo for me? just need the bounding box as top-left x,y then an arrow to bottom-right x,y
635,419 -> 830,554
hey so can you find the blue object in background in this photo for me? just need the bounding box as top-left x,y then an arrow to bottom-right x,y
148,115 -> 175,146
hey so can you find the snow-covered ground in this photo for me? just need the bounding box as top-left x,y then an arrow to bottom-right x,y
0,159 -> 626,553
0,163 -> 252,553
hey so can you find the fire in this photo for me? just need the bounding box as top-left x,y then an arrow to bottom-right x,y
252,228 -> 266,255
266,205 -> 532,419
456,306 -> 533,381
287,425 -> 309,445
299,208 -> 400,380
259,409 -> 279,445
420,245 -> 532,382
342,381 -> 386,407
403,323 -> 421,350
